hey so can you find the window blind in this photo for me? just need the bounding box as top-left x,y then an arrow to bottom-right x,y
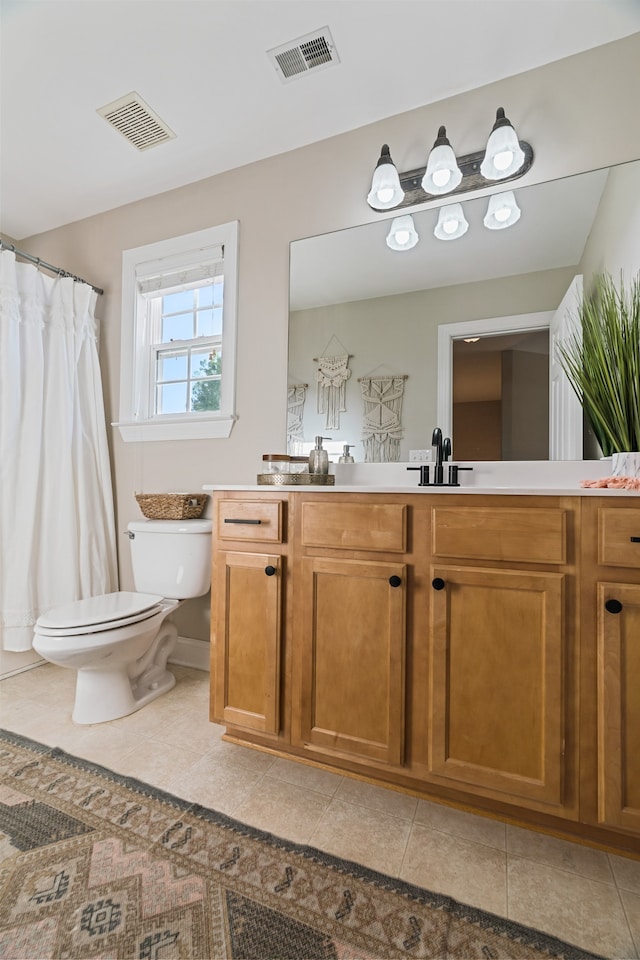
136,243 -> 224,296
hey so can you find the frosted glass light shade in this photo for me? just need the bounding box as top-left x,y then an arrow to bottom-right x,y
434,203 -> 468,241
480,108 -> 526,180
483,191 -> 521,230
386,215 -> 419,251
421,126 -> 463,195
367,144 -> 405,209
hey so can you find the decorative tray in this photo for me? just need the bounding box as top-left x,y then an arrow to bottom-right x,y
257,473 -> 335,485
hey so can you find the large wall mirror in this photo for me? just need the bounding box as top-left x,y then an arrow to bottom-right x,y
288,158 -> 640,462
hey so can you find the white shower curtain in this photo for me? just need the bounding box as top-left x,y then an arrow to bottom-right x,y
0,250 -> 118,651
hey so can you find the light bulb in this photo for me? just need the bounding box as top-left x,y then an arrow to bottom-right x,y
480,108 -> 526,181
421,126 -> 462,196
432,168 -> 452,188
434,203 -> 468,241
483,191 -> 521,230
493,149 -> 514,172
377,186 -> 395,204
367,144 -> 405,209
386,215 -> 419,251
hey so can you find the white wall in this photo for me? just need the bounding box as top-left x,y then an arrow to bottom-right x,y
16,35 -> 640,640
580,160 -> 640,282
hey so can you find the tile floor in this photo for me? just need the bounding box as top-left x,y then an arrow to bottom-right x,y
1,662 -> 639,959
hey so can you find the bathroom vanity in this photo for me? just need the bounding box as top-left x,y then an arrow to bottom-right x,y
206,484 -> 640,857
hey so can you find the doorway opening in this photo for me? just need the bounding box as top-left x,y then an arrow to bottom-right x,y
436,310 -> 554,460
452,329 -> 550,460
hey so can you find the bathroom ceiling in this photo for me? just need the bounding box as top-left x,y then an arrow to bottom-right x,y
2,0 -> 640,240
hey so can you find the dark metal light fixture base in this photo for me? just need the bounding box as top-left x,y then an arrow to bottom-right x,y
368,141 -> 533,212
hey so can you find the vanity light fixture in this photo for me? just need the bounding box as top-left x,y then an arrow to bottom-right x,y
367,144 -> 405,209
483,191 -> 521,230
386,214 -> 419,251
480,108 -> 526,180
463,337 -> 480,343
366,107 -> 532,212
434,203 -> 469,241
421,126 -> 463,195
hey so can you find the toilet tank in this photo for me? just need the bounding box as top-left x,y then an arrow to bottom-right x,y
127,519 -> 212,599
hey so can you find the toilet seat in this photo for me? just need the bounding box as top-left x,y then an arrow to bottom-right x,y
35,592 -> 166,637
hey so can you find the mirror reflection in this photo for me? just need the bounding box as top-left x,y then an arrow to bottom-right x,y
288,159 -> 640,462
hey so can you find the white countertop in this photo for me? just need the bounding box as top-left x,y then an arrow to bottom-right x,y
203,483 -> 637,496
204,459 -> 640,497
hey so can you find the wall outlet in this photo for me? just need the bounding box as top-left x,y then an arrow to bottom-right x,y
409,449 -> 432,462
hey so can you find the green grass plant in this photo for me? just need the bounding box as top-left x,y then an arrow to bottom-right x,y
559,272 -> 640,457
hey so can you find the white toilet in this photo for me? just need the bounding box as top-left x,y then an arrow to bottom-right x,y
32,518 -> 212,725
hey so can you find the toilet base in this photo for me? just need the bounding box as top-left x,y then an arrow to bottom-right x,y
73,664 -> 176,724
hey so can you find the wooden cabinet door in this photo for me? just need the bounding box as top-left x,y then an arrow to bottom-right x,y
597,581 -> 640,833
212,551 -> 282,734
296,556 -> 406,765
429,564 -> 569,811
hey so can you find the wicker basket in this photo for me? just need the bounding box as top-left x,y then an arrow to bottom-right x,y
135,493 -> 209,520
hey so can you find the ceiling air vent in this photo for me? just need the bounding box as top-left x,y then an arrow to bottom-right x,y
267,27 -> 340,82
97,92 -> 176,151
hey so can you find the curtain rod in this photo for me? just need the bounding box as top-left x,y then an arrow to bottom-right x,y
0,240 -> 104,296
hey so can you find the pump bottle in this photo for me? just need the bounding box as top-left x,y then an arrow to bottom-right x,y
309,436 -> 331,475
338,444 -> 355,463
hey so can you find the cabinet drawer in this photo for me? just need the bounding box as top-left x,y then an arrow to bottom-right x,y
432,506 -> 566,564
301,501 -> 406,552
218,499 -> 283,543
599,508 -> 640,568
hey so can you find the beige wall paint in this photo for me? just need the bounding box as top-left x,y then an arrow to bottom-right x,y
502,349 -> 549,459
15,35 -> 640,641
453,401 -> 502,460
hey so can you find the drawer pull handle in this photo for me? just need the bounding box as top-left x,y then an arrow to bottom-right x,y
388,575 -> 402,588
264,565 -> 277,576
631,536 -> 640,543
605,598 -> 623,615
432,577 -> 446,591
224,518 -> 262,525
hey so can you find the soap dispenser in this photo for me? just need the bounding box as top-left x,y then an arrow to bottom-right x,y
309,436 -> 331,475
338,444 -> 355,463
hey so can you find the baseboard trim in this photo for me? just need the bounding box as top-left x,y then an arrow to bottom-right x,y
0,657 -> 46,682
168,635 -> 210,672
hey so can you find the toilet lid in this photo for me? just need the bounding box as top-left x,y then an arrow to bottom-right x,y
36,592 -> 165,630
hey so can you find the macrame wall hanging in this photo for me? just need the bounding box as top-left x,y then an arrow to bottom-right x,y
359,373 -> 408,462
314,336 -> 352,430
286,383 -> 308,455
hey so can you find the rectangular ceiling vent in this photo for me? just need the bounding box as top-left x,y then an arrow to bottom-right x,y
268,27 -> 339,83
97,92 -> 176,151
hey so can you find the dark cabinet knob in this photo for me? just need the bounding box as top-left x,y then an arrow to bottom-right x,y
605,598 -> 623,614
432,577 -> 446,590
631,536 -> 640,543
388,575 -> 402,588
264,565 -> 277,576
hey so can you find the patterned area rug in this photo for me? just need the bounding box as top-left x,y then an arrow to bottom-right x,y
0,728 -> 603,960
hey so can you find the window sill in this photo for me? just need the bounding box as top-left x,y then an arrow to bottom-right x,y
113,416 -> 236,442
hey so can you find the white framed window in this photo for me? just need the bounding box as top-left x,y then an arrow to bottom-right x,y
115,222 -> 239,441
